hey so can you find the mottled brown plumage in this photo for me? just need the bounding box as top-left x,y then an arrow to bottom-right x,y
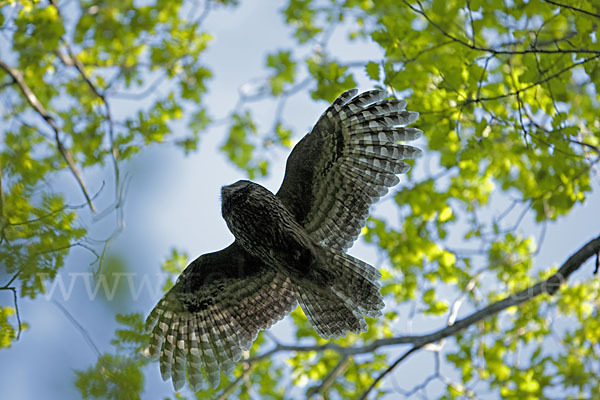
145,89 -> 422,391
221,180 -> 317,275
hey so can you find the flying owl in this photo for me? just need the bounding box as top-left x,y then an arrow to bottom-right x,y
145,89 -> 422,391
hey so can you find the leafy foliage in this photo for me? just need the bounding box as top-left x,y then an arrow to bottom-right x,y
0,0 -> 214,348
160,248 -> 189,293
0,306 -> 19,349
74,314 -> 148,400
2,0 -> 599,399
267,50 -> 297,95
221,111 -> 267,179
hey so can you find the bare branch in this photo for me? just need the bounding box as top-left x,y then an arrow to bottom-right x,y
246,234 -> 600,397
0,163 -> 4,219
466,56 -> 599,105
0,268 -> 23,340
107,73 -> 167,99
358,347 -> 420,400
215,361 -> 255,400
53,300 -> 101,357
215,374 -> 245,400
1,270 -> 20,289
0,285 -> 23,340
308,355 -> 351,398
0,78 -> 15,90
542,0 -> 600,19
356,233 -> 600,399
49,0 -> 121,202
403,0 -> 600,56
11,287 -> 22,339
192,0 -> 212,27
0,59 -> 97,213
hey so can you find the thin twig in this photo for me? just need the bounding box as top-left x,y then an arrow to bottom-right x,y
50,0 -> 120,204
52,300 -> 101,357
11,287 -> 22,339
0,78 -> 15,90
246,234 -> 600,397
2,271 -> 21,289
0,286 -> 23,340
214,361 -> 254,400
0,59 -> 97,213
106,73 -> 167,99
403,0 -> 600,55
0,164 -> 3,218
358,346 -> 420,400
0,269 -> 23,340
464,56 -> 599,105
417,55 -> 600,116
542,0 -> 600,19
309,355 -> 351,398
356,233 -> 600,399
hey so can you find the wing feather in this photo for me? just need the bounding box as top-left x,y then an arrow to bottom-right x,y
146,242 -> 297,390
148,88 -> 422,390
277,89 -> 421,250
171,319 -> 188,390
186,316 -> 205,391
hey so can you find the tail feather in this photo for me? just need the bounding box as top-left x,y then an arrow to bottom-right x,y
296,285 -> 366,339
324,249 -> 384,318
294,247 -> 384,338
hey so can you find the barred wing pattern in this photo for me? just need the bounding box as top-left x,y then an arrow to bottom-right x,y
145,243 -> 296,391
147,89 -> 422,391
276,89 -> 422,250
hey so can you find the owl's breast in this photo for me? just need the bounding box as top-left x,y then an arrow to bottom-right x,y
221,180 -> 317,275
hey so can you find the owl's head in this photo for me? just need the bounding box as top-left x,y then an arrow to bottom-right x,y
221,180 -> 253,199
220,180 -> 256,216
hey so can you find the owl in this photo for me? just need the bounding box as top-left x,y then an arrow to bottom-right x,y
145,89 -> 422,391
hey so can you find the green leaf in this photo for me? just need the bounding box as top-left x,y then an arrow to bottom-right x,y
0,307 -> 18,349
267,50 -> 297,95
221,111 -> 268,178
365,61 -> 380,81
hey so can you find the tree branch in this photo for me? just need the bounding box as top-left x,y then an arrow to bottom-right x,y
308,355 -> 351,398
0,162 -> 4,219
247,234 -> 600,397
49,0 -> 120,202
358,347 -> 420,400
542,0 -> 600,19
465,56 -> 599,104
356,233 -> 600,399
53,300 -> 101,357
403,0 -> 600,56
215,361 -> 255,400
0,269 -> 23,340
0,78 -> 15,91
0,59 -> 97,213
0,285 -> 23,340
420,55 -> 599,115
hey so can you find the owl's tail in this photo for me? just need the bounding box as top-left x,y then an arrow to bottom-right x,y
294,247 -> 384,339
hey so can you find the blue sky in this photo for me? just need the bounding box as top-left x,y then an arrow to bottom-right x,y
1,1 -> 599,399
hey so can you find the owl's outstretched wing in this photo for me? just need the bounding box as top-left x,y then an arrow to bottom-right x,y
145,242 -> 296,391
276,89 -> 422,250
